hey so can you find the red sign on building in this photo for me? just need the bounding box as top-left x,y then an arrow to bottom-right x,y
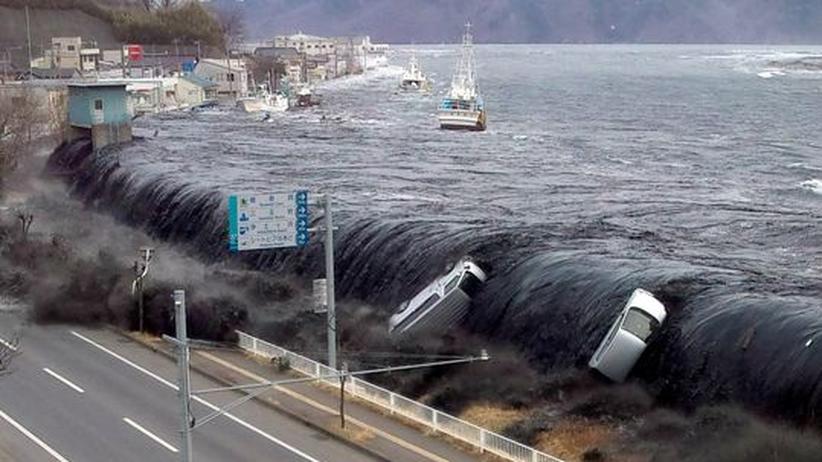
126,44 -> 143,62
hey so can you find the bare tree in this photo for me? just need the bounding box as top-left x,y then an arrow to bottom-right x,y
141,0 -> 180,11
0,88 -> 38,194
16,211 -> 32,241
217,7 -> 246,51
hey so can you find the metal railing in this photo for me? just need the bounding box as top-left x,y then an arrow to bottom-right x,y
236,330 -> 564,462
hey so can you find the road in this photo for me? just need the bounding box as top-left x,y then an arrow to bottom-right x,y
0,321 -> 382,462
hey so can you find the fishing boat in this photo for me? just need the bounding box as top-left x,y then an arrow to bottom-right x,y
400,55 -> 431,91
237,84 -> 289,113
437,22 -> 486,131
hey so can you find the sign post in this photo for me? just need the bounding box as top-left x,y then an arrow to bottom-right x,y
228,191 -> 309,251
227,190 -> 338,369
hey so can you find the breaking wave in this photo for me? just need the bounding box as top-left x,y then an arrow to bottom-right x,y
801,179 -> 822,195
47,139 -> 822,426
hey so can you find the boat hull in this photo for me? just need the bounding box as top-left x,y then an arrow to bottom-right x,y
437,109 -> 486,131
400,79 -> 431,91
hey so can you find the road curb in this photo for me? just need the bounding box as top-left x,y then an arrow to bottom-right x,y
114,328 -> 392,462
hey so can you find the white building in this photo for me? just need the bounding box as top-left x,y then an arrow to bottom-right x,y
48,37 -> 101,72
273,32 -> 336,57
176,75 -> 218,108
193,59 -> 249,98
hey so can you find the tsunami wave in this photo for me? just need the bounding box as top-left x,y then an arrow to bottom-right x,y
46,138 -> 822,426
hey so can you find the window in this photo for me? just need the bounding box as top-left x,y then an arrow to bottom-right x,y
417,294 -> 440,313
622,308 -> 659,342
443,275 -> 460,294
67,45 -> 75,51
227,73 -> 235,82
94,99 -> 103,110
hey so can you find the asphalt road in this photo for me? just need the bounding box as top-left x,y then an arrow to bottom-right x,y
0,322 -> 381,462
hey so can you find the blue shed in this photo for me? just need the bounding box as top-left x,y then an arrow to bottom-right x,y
68,83 -> 130,128
67,83 -> 132,150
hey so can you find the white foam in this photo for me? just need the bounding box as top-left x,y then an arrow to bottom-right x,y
316,65 -> 404,92
800,179 -> 822,195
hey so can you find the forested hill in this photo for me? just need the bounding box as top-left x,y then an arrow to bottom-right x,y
220,0 -> 822,44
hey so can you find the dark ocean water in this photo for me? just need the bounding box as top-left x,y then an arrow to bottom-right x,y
51,45 -> 822,423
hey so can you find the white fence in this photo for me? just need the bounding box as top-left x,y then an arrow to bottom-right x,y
236,330 -> 564,462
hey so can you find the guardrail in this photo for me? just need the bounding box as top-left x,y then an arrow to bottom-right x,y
236,330 -> 564,462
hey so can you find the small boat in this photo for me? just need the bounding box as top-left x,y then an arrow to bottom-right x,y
388,258 -> 487,337
294,85 -> 321,108
437,22 -> 486,131
400,55 -> 431,91
237,84 -> 289,113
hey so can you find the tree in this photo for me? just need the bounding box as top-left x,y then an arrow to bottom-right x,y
216,6 -> 246,51
141,0 -> 186,11
0,88 -> 39,194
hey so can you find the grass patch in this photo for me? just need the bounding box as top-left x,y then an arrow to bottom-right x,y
459,403 -> 527,433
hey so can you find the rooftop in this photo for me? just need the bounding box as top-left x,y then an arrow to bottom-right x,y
196,59 -> 247,70
276,32 -> 330,42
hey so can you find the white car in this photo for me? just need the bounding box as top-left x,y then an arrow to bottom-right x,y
589,288 -> 667,383
389,258 -> 487,337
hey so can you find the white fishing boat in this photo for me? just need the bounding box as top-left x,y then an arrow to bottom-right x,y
237,84 -> 289,113
437,22 -> 486,131
400,55 -> 431,91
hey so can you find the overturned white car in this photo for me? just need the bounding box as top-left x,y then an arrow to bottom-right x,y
589,288 -> 667,383
389,258 -> 487,337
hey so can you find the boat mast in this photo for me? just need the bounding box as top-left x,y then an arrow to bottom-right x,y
450,22 -> 477,99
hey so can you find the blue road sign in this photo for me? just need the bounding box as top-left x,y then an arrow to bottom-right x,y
228,190 -> 310,252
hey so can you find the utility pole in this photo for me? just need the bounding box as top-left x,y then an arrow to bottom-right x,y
25,6 -> 33,81
174,290 -> 193,462
324,194 -> 337,370
227,49 -> 234,98
339,362 -> 348,428
133,247 -> 153,333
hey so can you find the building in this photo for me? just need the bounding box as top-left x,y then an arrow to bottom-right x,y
193,59 -> 249,98
333,36 -> 389,72
177,74 -> 218,108
51,37 -> 82,70
273,33 -> 337,57
80,48 -> 101,71
254,47 -> 300,61
67,83 -> 132,150
47,37 -> 102,72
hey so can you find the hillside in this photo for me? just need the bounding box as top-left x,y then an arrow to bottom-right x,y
0,6 -> 118,59
0,1 -> 225,67
218,0 -> 822,44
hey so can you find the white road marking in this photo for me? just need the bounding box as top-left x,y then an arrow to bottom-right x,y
122,417 -> 178,453
42,368 -> 85,394
0,337 -> 17,351
0,406 -> 69,462
70,330 -> 320,462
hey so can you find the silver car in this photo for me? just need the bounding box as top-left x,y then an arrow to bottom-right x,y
389,258 -> 487,337
589,288 -> 667,382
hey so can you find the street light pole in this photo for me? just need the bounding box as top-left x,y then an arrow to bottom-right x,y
174,290 -> 193,462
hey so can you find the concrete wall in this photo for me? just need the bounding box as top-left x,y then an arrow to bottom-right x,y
91,122 -> 131,150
